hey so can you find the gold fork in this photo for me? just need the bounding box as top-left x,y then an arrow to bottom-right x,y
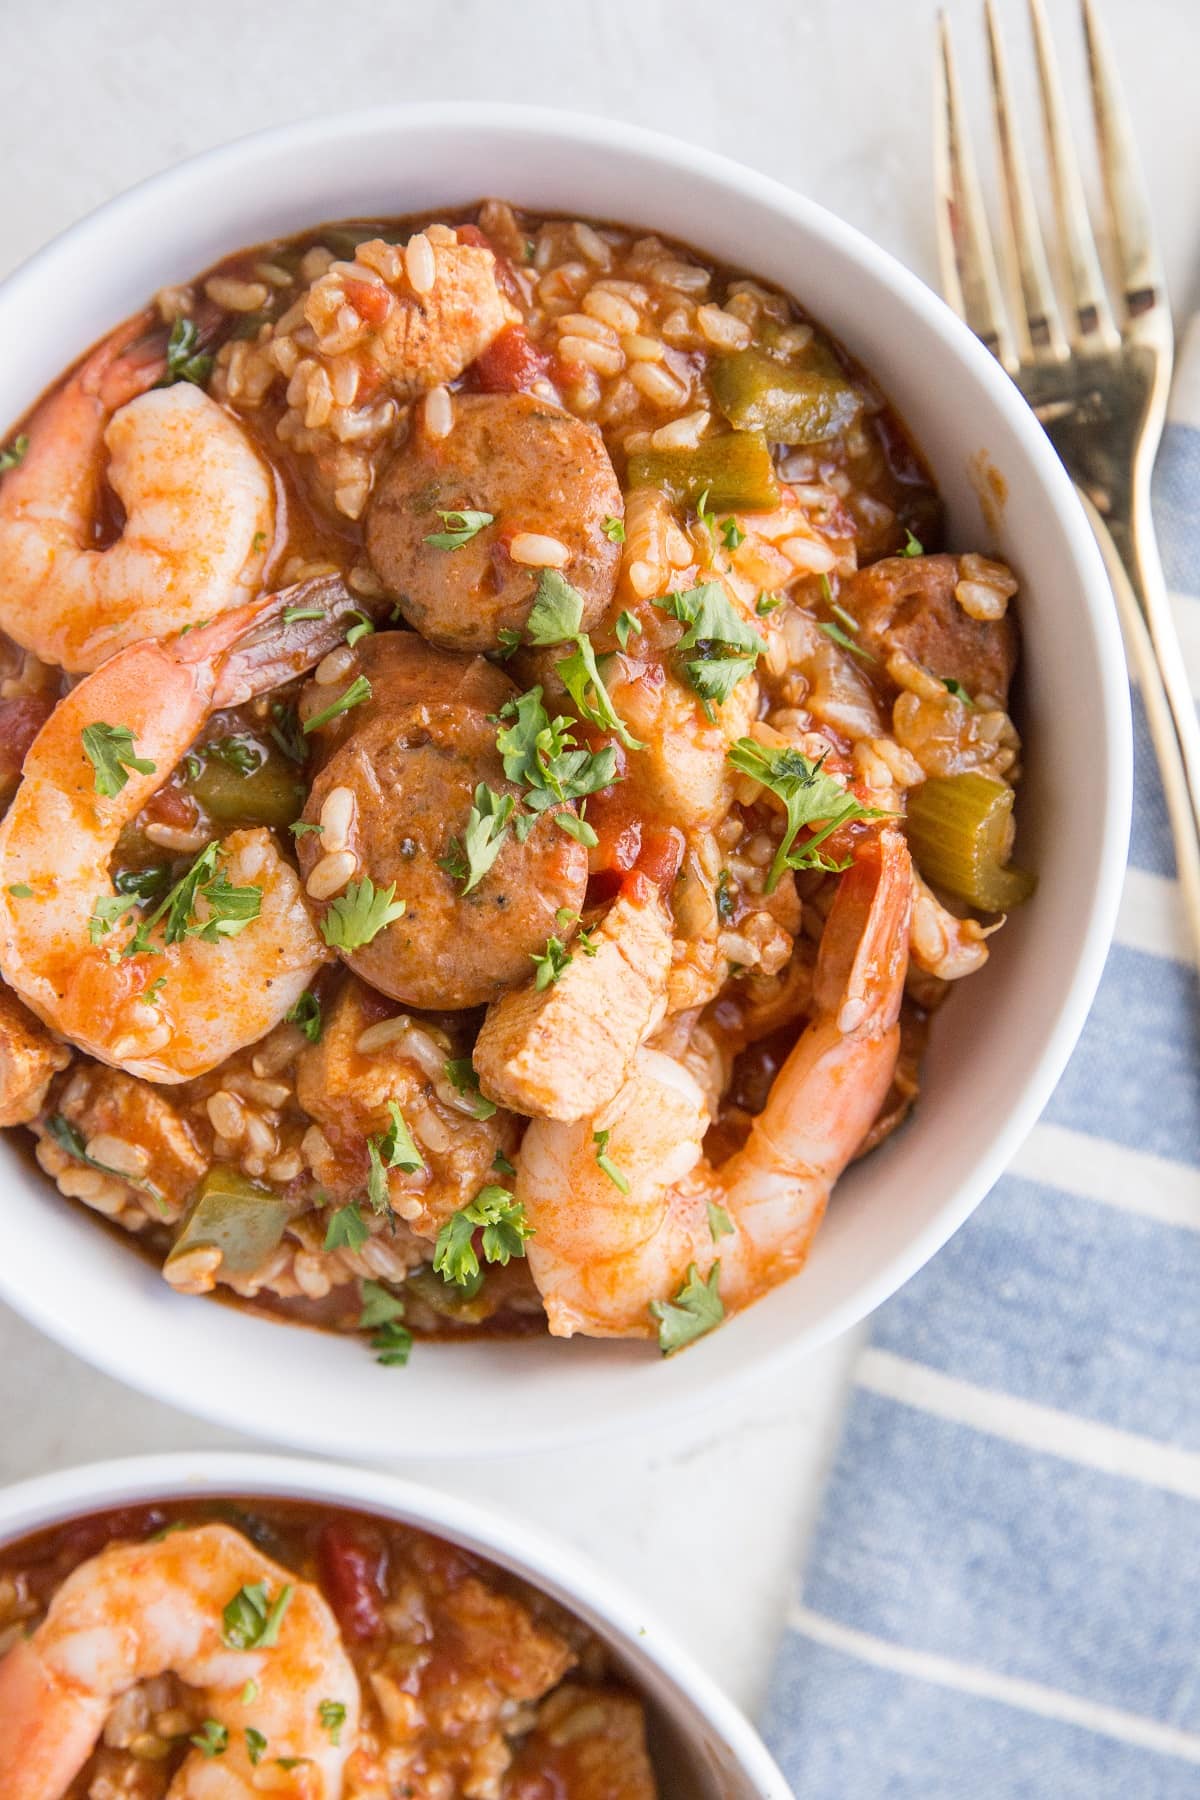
935,0 -> 1200,963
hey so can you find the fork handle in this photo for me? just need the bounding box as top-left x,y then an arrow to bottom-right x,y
1077,489 -> 1200,969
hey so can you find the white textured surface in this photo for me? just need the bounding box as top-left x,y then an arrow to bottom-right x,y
0,0 -> 1194,1721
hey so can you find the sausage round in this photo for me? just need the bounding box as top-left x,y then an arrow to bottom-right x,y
296,633 -> 589,1009
365,392 -> 623,653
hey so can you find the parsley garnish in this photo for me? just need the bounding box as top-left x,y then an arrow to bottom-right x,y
593,1129 -> 630,1193
319,1699 -> 348,1744
122,841 -> 262,956
46,1114 -> 163,1205
7,883 -> 32,899
649,1262 -> 725,1354
360,1278 -> 413,1365
525,571 -> 643,751
440,784 -> 515,895
286,991 -> 322,1042
319,877 -> 406,951
161,316 -> 212,387
721,518 -> 745,550
492,1146 -> 517,1177
190,1720 -> 228,1757
245,1728 -> 268,1766
201,735 -> 265,777
615,609 -> 643,651
325,1203 -> 368,1252
88,894 -> 137,945
367,1100 -> 425,1212
942,677 -> 974,707
727,738 -> 885,891
707,1200 -> 735,1241
654,582 -> 765,717
303,675 -> 372,735
530,934 -> 572,989
444,1058 -> 497,1120
695,487 -> 717,537
818,619 -> 876,664
434,1185 -> 533,1286
240,1680 -> 259,1705
81,722 -> 156,798
715,869 -> 735,923
282,604 -> 325,624
0,434 -> 29,474
424,508 -> 494,550
902,529 -> 924,557
269,702 -> 306,763
289,820 -> 322,838
495,627 -> 522,659
756,591 -> 782,616
495,687 -> 617,845
220,1581 -> 293,1650
344,610 -> 375,648
602,515 -> 626,543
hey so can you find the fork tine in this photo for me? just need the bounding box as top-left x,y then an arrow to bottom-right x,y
1027,0 -> 1119,348
983,0 -> 1068,362
1081,0 -> 1167,322
934,11 -> 1018,370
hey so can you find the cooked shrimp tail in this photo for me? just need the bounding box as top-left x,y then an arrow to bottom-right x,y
516,828 -> 913,1339
0,1521 -> 360,1797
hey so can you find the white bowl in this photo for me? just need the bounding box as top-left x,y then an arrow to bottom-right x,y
0,106 -> 1130,1456
0,1450 -> 790,1797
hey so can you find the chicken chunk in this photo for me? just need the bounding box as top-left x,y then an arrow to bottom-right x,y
0,981 -> 69,1126
36,1062 -> 206,1225
842,552 -> 1018,704
504,1686 -> 659,1800
475,877 -> 672,1121
367,392 -> 623,652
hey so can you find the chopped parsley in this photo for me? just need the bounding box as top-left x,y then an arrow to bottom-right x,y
81,722 -> 156,798
220,1580 -> 293,1651
727,738 -> 886,891
494,686 -> 616,846
285,990 -> 322,1042
756,591 -> 783,616
614,608 -> 643,651
695,486 -> 717,537
88,893 -> 137,946
161,316 -> 212,387
818,618 -> 876,664
901,529 -> 924,557
492,1146 -> 517,1178
444,1057 -> 497,1120
440,783 -> 515,895
324,1203 -> 368,1252
344,609 -> 375,648
131,841 -> 261,955
46,1113 -> 163,1205
319,1699 -> 348,1744
367,1100 -> 425,1212
602,515 -> 626,543
240,1680 -> 259,1706
495,627 -> 522,659
269,701 -> 306,764
200,735 -> 266,777
530,934 -> 572,989
525,570 -> 643,750
942,677 -> 974,707
282,604 -> 325,624
649,1261 -> 725,1354
359,1278 -> 412,1365
0,434 -> 29,474
245,1728 -> 268,1766
593,1129 -> 630,1193
190,1720 -> 228,1757
424,508 -> 494,550
289,820 -> 323,838
319,877 -> 406,951
302,675 -> 372,734
721,517 -> 745,550
434,1185 -> 533,1287
6,883 -> 32,899
654,581 -> 765,717
707,1200 -> 735,1241
715,869 -> 736,923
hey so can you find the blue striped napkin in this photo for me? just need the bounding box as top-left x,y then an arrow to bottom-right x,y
763,319 -> 1200,1798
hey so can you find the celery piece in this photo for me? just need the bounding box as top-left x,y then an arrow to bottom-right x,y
906,772 -> 1035,912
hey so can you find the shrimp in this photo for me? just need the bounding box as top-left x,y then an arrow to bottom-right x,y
516,827 -> 912,1339
0,1522 -> 359,1797
0,315 -> 276,671
0,582 -> 363,1082
910,869 -> 999,980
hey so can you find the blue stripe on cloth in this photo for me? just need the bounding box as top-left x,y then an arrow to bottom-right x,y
797,1392 -> 1200,1725
1151,422 -> 1200,597
1041,942 -> 1200,1165
763,1636 -> 1200,1800
871,1174 -> 1200,1446
1129,686 -> 1183,877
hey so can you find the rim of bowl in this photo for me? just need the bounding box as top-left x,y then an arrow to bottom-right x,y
0,1448 -> 792,1797
0,104 -> 1131,1456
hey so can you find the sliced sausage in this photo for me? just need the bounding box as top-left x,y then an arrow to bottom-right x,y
296,634 -> 589,1010
365,392 -> 623,653
841,553 -> 1018,704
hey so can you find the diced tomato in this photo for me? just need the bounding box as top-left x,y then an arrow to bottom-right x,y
634,826 -> 685,893
343,277 -> 391,327
474,324 -> 551,395
317,1521 -> 388,1641
141,783 -> 196,830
